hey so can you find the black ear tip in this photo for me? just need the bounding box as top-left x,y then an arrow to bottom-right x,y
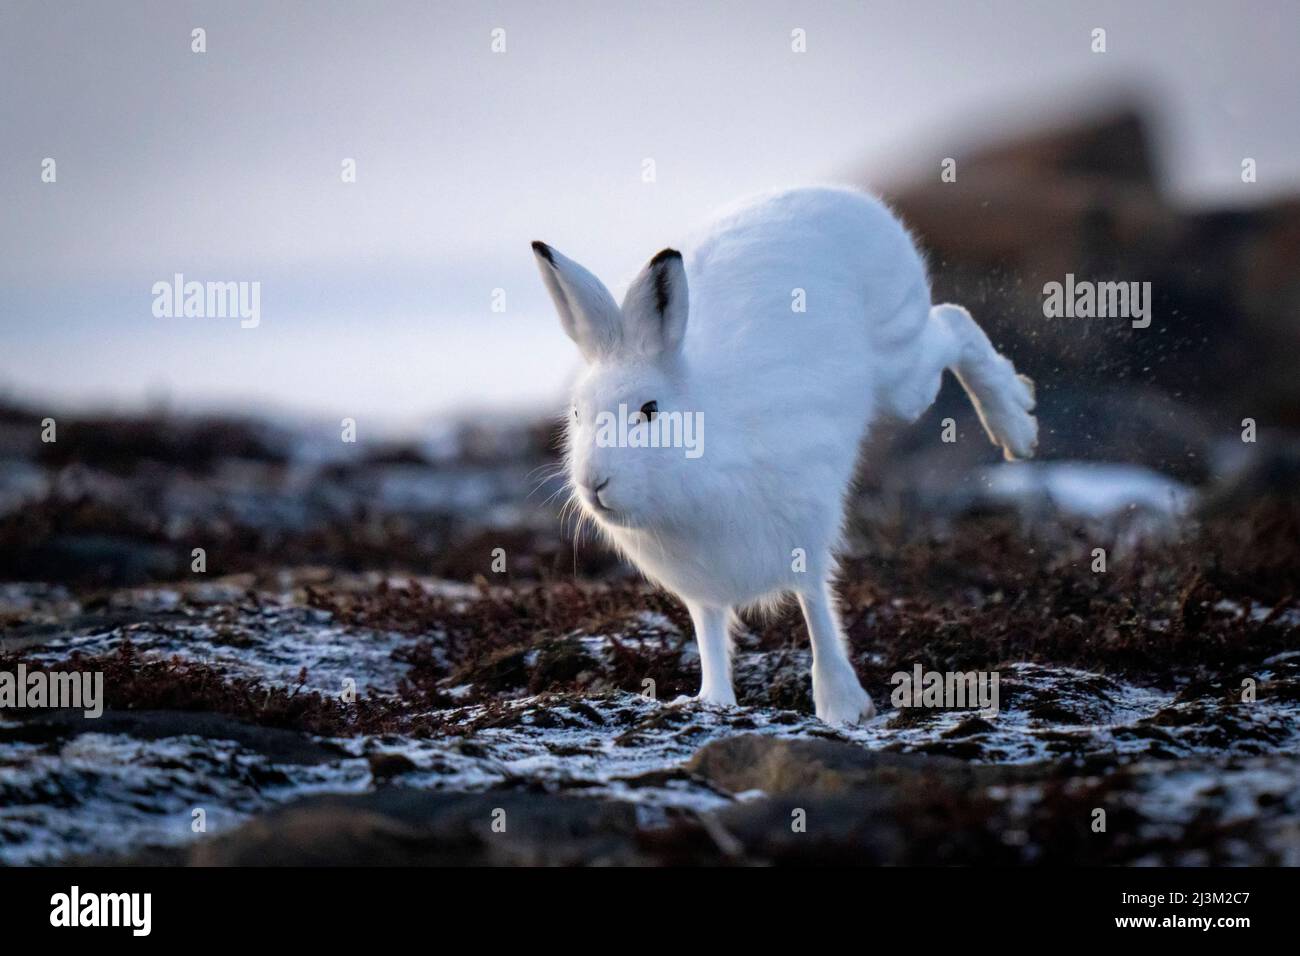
649,248 -> 682,267
531,241 -> 554,264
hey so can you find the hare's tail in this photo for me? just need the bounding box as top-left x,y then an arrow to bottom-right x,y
925,303 -> 1038,460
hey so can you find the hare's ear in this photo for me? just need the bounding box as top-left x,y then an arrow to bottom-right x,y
532,242 -> 622,361
621,249 -> 688,357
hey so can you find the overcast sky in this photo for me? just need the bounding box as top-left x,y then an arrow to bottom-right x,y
2,0 -> 1296,431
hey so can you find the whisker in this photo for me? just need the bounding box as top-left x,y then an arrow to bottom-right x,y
526,462 -> 569,502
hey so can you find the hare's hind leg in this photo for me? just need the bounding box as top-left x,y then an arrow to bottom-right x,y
686,602 -> 737,706
799,581 -> 874,725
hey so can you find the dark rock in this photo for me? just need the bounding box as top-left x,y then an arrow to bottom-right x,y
709,792 -> 1019,865
36,415 -> 287,475
676,735 -> 1037,864
0,709 -> 344,765
944,716 -> 996,738
367,752 -> 418,780
188,790 -> 644,866
686,733 -> 979,795
24,535 -> 179,587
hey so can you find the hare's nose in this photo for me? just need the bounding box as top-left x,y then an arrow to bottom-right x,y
583,475 -> 612,510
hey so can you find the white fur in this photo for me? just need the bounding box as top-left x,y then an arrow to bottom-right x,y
533,186 -> 1037,725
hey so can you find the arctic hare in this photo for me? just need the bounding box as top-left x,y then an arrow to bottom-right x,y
533,186 -> 1036,725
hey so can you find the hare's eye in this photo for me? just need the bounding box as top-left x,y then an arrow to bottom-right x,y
639,401 -> 658,423
572,406 -> 578,421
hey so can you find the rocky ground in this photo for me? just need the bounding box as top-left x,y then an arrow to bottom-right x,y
1,404 -> 1298,866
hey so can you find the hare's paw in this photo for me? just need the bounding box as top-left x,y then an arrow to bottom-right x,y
668,686 -> 737,709
813,666 -> 875,726
698,685 -> 738,707
816,688 -> 875,726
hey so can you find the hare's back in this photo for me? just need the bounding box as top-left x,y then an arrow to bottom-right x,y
683,187 -> 929,370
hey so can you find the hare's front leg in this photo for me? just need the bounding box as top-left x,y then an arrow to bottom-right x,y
799,582 -> 874,725
686,602 -> 737,706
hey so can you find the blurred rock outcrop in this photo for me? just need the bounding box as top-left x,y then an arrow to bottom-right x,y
882,110 -> 1300,483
